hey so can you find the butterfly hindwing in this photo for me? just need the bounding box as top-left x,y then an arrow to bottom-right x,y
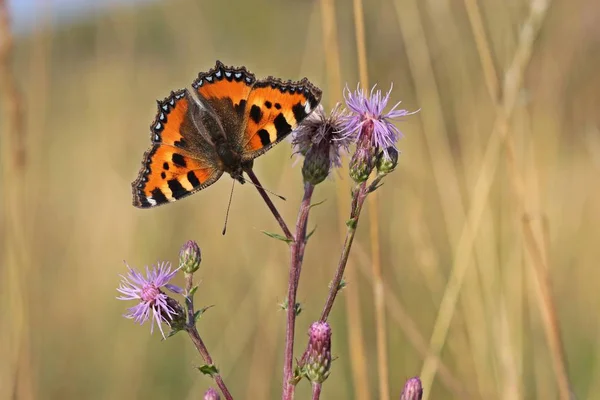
241,77 -> 322,160
132,146 -> 223,207
132,89 -> 223,208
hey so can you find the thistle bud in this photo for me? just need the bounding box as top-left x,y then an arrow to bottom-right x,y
203,388 -> 220,400
400,377 -> 423,400
302,144 -> 331,185
164,296 -> 186,332
376,147 -> 399,175
349,145 -> 377,183
179,240 -> 201,274
300,321 -> 332,383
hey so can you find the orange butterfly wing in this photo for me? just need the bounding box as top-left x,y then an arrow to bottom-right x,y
132,90 -> 222,208
241,77 -> 322,160
192,61 -> 255,144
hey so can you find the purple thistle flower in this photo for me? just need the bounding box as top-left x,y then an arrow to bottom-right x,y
400,376 -> 423,400
203,387 -> 221,400
117,261 -> 183,338
342,84 -> 416,160
292,104 -> 351,184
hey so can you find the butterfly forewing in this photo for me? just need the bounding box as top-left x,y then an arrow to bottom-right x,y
192,61 -> 256,146
240,77 -> 322,160
132,90 -> 223,208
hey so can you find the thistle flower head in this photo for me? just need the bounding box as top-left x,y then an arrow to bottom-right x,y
292,104 -> 350,185
179,240 -> 201,274
299,321 -> 332,383
400,376 -> 423,400
203,388 -> 220,400
117,261 -> 183,338
342,84 -> 413,156
342,84 -> 415,182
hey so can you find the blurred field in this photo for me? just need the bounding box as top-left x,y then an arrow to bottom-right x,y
2,0 -> 600,398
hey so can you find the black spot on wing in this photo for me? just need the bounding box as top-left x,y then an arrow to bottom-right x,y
163,162 -> 169,170
235,99 -> 247,119
257,129 -> 271,145
187,170 -> 200,188
292,102 -> 308,124
168,179 -> 187,200
150,188 -> 169,205
264,101 -> 272,109
273,113 -> 292,138
275,103 -> 281,110
161,172 -> 166,179
172,153 -> 187,168
174,138 -> 187,148
250,105 -> 263,124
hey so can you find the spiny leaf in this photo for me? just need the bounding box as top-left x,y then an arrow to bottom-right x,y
309,199 -> 327,210
197,364 -> 219,377
262,230 -> 293,244
165,328 -> 183,339
305,226 -> 317,242
188,285 -> 199,297
279,299 -> 302,315
194,305 -> 215,323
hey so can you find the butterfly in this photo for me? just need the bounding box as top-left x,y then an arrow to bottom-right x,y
132,60 -> 322,208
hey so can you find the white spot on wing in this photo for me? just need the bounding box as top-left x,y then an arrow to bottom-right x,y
304,100 -> 311,115
148,197 -> 157,206
155,122 -> 162,130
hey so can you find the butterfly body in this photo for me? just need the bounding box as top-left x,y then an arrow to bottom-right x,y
132,61 -> 322,208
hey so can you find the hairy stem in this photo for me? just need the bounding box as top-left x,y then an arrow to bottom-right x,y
312,383 -> 322,400
283,182 -> 315,400
245,168 -> 294,241
184,273 -> 234,400
320,181 -> 368,321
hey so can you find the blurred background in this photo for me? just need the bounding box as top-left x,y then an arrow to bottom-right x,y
1,0 -> 600,398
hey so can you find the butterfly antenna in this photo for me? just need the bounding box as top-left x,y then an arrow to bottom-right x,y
222,180 -> 236,235
245,180 -> 286,201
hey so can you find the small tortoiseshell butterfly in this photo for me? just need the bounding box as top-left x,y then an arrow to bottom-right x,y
132,60 -> 322,208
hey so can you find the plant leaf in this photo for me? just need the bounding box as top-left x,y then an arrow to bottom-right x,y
309,199 -> 327,210
197,364 -> 219,377
262,230 -> 293,244
194,305 -> 214,323
305,226 -> 317,242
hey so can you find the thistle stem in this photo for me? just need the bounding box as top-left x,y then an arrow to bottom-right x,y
320,181 -> 369,321
283,182 -> 315,400
311,383 -> 322,400
245,168 -> 294,241
184,273 -> 234,400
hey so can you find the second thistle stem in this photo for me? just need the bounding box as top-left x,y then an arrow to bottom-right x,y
320,181 -> 369,321
184,273 -> 234,400
283,182 -> 315,400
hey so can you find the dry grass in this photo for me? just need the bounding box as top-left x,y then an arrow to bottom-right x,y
1,0 -> 600,398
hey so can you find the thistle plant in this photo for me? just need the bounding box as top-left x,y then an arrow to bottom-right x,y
119,83 -> 417,399
117,241 -> 233,400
